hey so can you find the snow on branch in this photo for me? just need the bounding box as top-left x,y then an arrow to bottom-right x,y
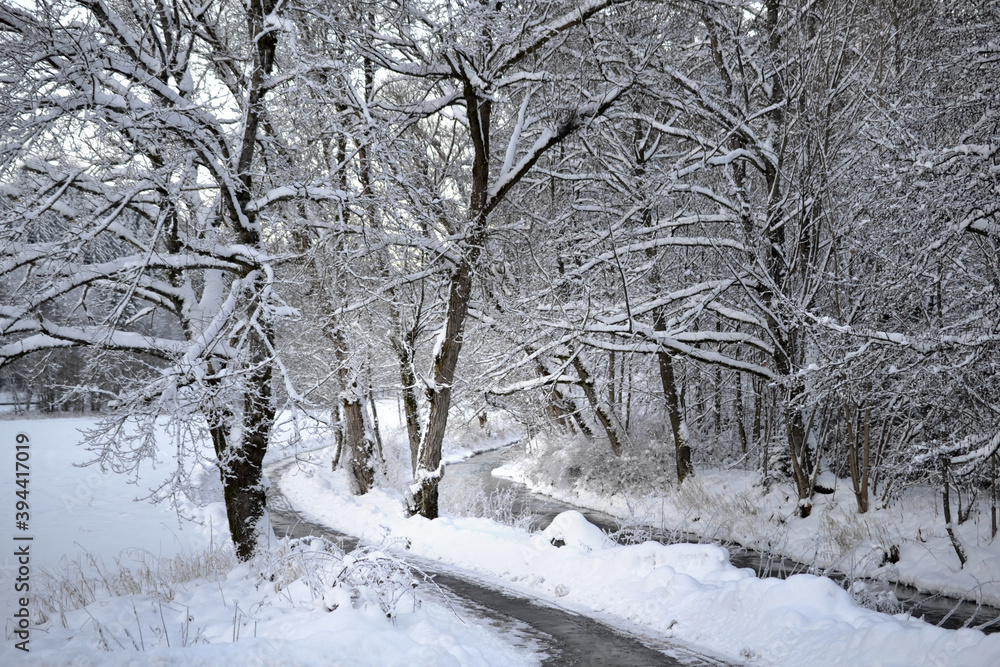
0,325 -> 190,365
578,331 -> 776,379
566,234 -> 744,278
951,430 -> 1000,473
485,82 -> 630,214
812,316 -> 1000,353
488,373 -> 578,396
248,185 -> 349,212
957,208 -> 1000,239
502,0 -> 626,71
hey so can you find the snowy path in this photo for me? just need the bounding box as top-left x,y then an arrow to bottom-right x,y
271,448 -> 1000,666
266,458 -> 732,667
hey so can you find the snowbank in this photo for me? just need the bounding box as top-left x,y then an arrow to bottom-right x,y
280,448 -> 1000,666
0,417 -> 537,666
495,439 -> 1000,610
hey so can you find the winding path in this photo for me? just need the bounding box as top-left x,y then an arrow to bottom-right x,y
266,458 -> 734,667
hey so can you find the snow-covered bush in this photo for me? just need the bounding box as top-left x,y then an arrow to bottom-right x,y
518,431 -> 676,498
846,580 -> 903,615
34,544 -> 236,627
259,536 -> 429,620
446,483 -> 535,531
31,534 -> 432,651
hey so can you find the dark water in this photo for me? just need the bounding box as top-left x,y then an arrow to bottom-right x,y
443,445 -> 1000,635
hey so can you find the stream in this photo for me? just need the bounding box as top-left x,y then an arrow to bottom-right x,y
441,444 -> 1000,635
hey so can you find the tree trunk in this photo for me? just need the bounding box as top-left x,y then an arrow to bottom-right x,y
757,0 -> 812,518
607,349 -> 617,407
409,48 -> 595,516
207,341 -> 275,562
332,329 -> 377,495
753,376 -> 763,449
343,394 -> 376,494
211,0 -> 279,562
735,373 -> 748,454
654,310 -> 693,483
861,397 -> 871,513
394,336 -> 422,475
330,401 -> 344,471
941,457 -> 968,568
623,354 -> 632,434
571,353 -> 626,456
784,394 -> 813,517
713,322 -> 722,435
530,350 -> 591,435
366,385 -> 386,469
992,450 -> 997,540
410,82 -> 492,519
410,261 -> 476,519
844,398 -> 869,514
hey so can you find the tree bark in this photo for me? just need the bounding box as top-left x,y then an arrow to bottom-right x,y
393,331 -> 423,475
654,310 -> 693,483
409,81 -> 492,520
408,8 -> 616,515
366,384 -> 386,469
941,457 -> 968,568
332,328 -> 377,495
206,329 -> 275,563
735,373 -> 748,453
528,348 -> 592,435
571,353 -> 625,456
330,401 -> 344,471
210,0 -> 279,562
992,450 -> 997,540
844,397 -> 870,514
343,395 -> 375,494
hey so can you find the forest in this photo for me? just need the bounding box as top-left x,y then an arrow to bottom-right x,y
1,0 -> 998,575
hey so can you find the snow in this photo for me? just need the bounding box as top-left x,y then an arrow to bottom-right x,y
494,439 -> 1000,610
278,447 -> 1000,666
17,558 -> 531,666
540,510 -> 612,552
1,418 -> 207,580
6,411 -> 999,666
0,416 -> 538,666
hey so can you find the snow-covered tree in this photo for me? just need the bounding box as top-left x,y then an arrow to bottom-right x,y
307,0 -> 646,519
0,0 -> 317,560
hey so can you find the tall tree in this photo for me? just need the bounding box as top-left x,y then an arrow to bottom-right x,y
317,0 -> 641,518
0,0 -> 325,560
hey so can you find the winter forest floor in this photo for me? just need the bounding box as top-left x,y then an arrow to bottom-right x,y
2,409 -> 1000,665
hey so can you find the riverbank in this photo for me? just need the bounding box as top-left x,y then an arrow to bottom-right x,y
493,434 -> 1000,614
0,415 -> 538,666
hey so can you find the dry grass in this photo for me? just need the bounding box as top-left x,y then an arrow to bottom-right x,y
34,543 -> 236,627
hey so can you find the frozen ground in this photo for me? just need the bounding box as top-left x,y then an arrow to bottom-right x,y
0,414 -> 538,666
